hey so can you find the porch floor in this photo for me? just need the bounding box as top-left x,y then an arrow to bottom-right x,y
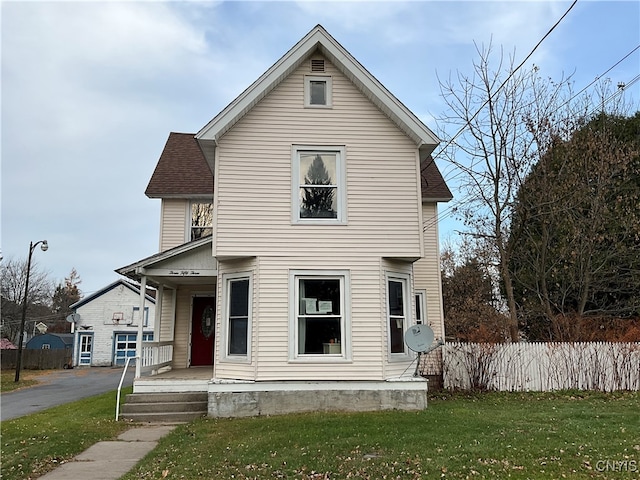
142,366 -> 213,380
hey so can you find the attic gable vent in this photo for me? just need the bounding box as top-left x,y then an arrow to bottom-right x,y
311,59 -> 325,72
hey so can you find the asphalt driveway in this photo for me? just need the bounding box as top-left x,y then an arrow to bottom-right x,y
1,367 -> 134,421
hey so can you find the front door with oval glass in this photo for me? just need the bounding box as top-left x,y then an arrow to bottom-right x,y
190,296 -> 215,366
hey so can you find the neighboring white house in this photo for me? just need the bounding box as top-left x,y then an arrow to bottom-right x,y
70,280 -> 156,367
116,25 -> 452,417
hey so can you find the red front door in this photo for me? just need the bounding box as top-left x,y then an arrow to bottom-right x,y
190,296 -> 215,366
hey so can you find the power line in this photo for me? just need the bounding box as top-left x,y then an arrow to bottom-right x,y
429,0 -> 579,170
424,69 -> 640,234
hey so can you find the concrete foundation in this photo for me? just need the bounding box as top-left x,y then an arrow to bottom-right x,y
207,380 -> 428,417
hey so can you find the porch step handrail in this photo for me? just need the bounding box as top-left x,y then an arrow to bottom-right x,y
115,355 -> 137,421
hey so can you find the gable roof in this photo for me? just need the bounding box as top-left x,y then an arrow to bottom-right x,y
145,132 -> 213,199
71,279 -> 156,310
195,25 -> 440,163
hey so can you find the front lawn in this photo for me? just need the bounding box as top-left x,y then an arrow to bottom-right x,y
122,391 -> 640,479
1,387 -> 133,480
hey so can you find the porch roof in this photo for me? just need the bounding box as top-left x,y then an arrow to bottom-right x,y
116,236 -> 217,288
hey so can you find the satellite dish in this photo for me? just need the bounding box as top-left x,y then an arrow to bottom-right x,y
66,313 -> 81,323
404,324 -> 435,353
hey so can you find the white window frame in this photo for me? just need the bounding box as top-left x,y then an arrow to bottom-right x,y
187,201 -> 213,241
415,289 -> 427,325
304,75 -> 332,108
292,145 -> 347,225
386,272 -> 412,360
289,270 -> 351,362
221,272 -> 252,363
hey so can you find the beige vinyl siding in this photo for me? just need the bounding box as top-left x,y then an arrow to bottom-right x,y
158,288 -> 175,342
414,202 -> 446,373
214,256 -> 422,382
413,203 -> 445,340
213,258 -> 257,380
214,56 -> 423,260
160,199 -> 187,252
381,258 -> 416,379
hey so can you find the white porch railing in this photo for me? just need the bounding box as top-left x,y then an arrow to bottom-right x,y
139,341 -> 173,376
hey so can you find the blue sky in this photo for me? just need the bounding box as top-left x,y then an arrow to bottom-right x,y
2,1 -> 639,296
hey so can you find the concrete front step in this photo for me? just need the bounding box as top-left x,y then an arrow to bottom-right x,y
120,392 -> 208,423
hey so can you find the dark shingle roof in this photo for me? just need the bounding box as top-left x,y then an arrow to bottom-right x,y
145,133 -> 213,198
421,156 -> 453,202
146,132 -> 451,202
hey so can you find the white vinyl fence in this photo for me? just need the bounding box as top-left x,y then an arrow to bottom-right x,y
443,342 -> 640,392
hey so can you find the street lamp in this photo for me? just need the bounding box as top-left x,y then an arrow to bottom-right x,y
14,240 -> 48,382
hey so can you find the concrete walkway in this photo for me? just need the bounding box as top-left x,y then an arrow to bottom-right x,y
37,424 -> 177,480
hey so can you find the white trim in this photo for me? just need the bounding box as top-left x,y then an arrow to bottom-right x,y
415,289 -> 427,325
385,271 -> 412,361
304,75 -> 332,108
220,271 -> 252,363
288,269 -> 351,361
291,145 -> 347,225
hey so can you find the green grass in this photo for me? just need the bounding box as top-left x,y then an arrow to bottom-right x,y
121,391 -> 640,480
1,390 -> 638,479
1,387 -> 133,480
1,370 -> 42,392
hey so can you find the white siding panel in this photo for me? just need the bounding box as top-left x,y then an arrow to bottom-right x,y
160,199 -> 187,252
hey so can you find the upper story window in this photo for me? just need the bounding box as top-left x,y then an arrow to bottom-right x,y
305,75 -> 332,108
292,146 -> 346,224
190,202 -> 213,240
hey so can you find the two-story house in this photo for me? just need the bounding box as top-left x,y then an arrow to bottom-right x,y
117,25 -> 452,418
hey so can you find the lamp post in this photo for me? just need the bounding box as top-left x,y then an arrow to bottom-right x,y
14,240 -> 48,382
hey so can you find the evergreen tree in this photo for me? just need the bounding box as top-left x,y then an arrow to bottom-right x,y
300,155 -> 336,218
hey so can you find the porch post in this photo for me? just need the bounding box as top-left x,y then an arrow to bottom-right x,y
154,284 -> 163,341
136,275 -> 147,378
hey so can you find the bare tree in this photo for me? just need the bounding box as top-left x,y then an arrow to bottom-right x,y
438,43 -> 573,341
1,257 -> 53,343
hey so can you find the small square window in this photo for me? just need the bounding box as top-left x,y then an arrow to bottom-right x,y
305,75 -> 332,108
